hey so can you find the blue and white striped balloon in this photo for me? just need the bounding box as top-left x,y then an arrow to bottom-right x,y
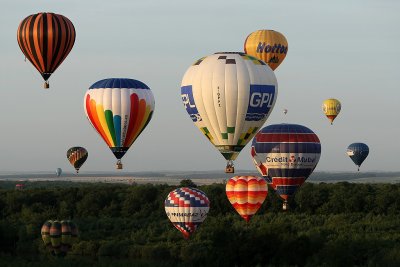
251,123 -> 321,209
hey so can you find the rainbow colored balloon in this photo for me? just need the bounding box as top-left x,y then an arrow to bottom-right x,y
165,187 -> 210,239
226,176 -> 268,222
84,78 -> 155,169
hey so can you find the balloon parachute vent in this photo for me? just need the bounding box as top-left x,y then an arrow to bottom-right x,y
44,81 -> 49,89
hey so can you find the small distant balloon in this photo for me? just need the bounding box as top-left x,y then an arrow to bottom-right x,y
347,143 -> 369,171
322,98 -> 341,125
283,109 -> 288,115
67,147 -> 88,174
165,187 -> 210,239
56,168 -> 62,177
41,220 -> 78,257
244,29 -> 288,71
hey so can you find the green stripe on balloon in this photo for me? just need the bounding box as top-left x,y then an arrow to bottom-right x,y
105,110 -> 116,146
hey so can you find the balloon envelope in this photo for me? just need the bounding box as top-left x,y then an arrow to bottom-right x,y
322,98 -> 341,125
244,30 -> 288,71
67,147 -> 88,173
226,176 -> 267,222
84,78 -> 155,169
165,187 -> 210,239
17,12 -> 76,87
251,123 -> 321,203
181,52 -> 278,171
56,168 -> 62,177
41,220 -> 78,257
347,143 -> 369,171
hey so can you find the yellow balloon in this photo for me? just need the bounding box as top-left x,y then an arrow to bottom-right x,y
322,98 -> 341,125
244,30 -> 288,70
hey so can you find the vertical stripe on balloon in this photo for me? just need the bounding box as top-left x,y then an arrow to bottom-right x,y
124,93 -> 139,147
86,95 -> 111,147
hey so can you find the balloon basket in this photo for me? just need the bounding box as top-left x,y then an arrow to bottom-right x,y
282,201 -> 289,211
116,161 -> 123,170
44,81 -> 49,89
225,166 -> 234,173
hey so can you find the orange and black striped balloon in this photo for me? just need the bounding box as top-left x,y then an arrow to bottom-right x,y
67,147 -> 88,173
17,12 -> 76,84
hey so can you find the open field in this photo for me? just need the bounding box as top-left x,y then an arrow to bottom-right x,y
1,171 -> 400,186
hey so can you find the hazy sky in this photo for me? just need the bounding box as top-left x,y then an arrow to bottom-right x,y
0,0 -> 399,173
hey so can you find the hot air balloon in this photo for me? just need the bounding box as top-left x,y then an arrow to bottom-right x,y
244,30 -> 288,71
226,176 -> 268,222
17,12 -> 76,88
165,187 -> 210,239
67,147 -> 88,173
56,168 -> 62,177
84,78 -> 155,169
41,220 -> 78,257
347,143 -> 369,171
251,123 -> 321,210
322,98 -> 341,125
283,108 -> 288,115
181,52 -> 278,173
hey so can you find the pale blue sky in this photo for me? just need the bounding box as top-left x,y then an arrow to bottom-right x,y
0,0 -> 399,173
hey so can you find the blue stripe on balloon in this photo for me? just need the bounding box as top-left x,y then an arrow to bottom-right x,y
89,78 -> 150,90
258,124 -> 315,134
114,115 -> 121,147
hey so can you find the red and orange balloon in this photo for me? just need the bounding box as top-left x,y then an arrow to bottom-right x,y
226,176 -> 268,222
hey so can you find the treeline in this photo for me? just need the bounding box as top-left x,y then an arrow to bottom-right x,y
0,181 -> 400,266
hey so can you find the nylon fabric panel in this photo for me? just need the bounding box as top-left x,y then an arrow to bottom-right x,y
233,56 -> 250,145
201,57 -> 224,145
103,89 -> 116,146
225,56 -> 238,145
188,58 -> 219,144
212,57 -> 227,145
112,89 -> 122,147
120,89 -> 131,146
95,89 -> 114,146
